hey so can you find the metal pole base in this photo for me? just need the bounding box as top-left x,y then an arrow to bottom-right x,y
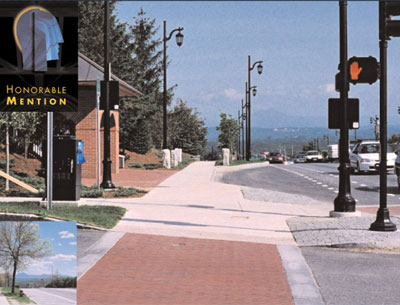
369,208 -> 397,232
334,194 -> 356,212
101,159 -> 115,189
334,163 -> 356,212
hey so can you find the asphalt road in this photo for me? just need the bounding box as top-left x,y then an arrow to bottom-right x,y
221,162 -> 400,206
23,288 -> 76,305
301,247 -> 400,305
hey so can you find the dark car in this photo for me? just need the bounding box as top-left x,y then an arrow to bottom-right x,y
268,152 -> 284,163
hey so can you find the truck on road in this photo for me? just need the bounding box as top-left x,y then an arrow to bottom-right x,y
327,144 -> 338,162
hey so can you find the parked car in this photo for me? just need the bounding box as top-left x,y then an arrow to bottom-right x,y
305,150 -> 323,162
327,144 -> 338,162
394,150 -> 400,188
350,140 -> 396,174
268,152 -> 284,163
294,153 -> 306,163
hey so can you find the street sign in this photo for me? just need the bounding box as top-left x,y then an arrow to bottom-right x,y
348,56 -> 379,85
328,98 -> 359,129
100,81 -> 119,110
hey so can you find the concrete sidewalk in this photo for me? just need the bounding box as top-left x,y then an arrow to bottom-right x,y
102,161 -> 329,244
0,294 -> 8,305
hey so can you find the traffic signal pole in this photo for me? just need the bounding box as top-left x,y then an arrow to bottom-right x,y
334,0 -> 356,212
370,1 -> 396,231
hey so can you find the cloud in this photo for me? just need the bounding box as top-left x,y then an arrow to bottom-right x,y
58,231 -> 75,239
69,242 -> 77,246
200,93 -> 215,102
323,83 -> 335,94
223,88 -> 242,100
48,254 -> 76,262
58,243 -> 62,246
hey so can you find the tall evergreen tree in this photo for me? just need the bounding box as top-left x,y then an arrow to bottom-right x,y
169,100 -> 208,155
78,4 -> 174,152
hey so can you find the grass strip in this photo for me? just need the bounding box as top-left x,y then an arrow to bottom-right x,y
1,287 -> 36,304
0,202 -> 126,229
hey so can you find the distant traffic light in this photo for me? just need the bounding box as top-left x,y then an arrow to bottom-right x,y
380,2 -> 400,40
347,56 -> 379,85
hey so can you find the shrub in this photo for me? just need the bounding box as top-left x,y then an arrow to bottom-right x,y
112,187 -> 146,197
81,185 -> 103,198
144,163 -> 162,170
128,162 -> 144,168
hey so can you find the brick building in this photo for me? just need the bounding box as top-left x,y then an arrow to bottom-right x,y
68,53 -> 142,179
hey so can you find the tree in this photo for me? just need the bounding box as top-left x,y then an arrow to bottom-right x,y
0,113 -> 12,190
13,113 -> 42,158
78,3 -> 174,153
388,134 -> 400,146
0,222 -> 52,293
216,113 -> 240,154
168,100 -> 208,155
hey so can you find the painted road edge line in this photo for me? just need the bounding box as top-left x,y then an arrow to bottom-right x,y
278,245 -> 325,305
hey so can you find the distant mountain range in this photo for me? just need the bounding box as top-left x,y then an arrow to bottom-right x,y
207,125 -> 400,144
16,273 -> 71,282
242,108 -> 400,129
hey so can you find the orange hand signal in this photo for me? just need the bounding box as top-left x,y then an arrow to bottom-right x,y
350,62 -> 363,80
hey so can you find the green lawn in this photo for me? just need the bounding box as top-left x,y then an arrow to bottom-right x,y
1,287 -> 35,304
0,202 -> 126,229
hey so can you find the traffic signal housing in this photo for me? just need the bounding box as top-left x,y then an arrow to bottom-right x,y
347,56 -> 379,85
380,2 -> 400,40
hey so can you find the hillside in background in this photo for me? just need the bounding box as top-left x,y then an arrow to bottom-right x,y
207,124 -> 400,154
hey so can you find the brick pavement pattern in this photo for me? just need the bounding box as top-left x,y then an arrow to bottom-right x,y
359,205 -> 400,216
78,233 -> 294,305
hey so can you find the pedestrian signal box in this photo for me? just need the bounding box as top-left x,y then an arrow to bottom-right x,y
328,98 -> 359,130
348,57 -> 379,85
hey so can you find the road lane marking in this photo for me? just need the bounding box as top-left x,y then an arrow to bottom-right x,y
388,194 -> 395,197
334,191 -> 339,193
351,181 -> 358,184
317,182 -> 322,185
322,185 -> 328,187
360,184 -> 367,187
328,187 -> 334,190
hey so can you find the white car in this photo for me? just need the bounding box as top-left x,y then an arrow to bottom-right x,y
305,150 -> 323,162
294,153 -> 306,163
350,140 -> 396,174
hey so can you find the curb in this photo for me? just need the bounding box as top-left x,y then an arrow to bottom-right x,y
278,245 -> 325,305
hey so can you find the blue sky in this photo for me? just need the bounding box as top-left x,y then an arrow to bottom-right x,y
22,221 -> 77,277
116,1 -> 400,128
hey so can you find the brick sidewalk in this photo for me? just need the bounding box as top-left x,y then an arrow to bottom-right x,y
78,233 -> 294,305
82,168 -> 179,189
359,205 -> 400,216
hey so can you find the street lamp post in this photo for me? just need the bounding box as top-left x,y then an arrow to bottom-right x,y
163,20 -> 183,149
237,110 -> 241,160
334,0 -> 356,212
247,55 -> 263,161
241,99 -> 245,160
370,115 -> 379,141
101,0 -> 115,189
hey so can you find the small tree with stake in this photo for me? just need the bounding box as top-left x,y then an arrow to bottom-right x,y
0,222 -> 52,293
